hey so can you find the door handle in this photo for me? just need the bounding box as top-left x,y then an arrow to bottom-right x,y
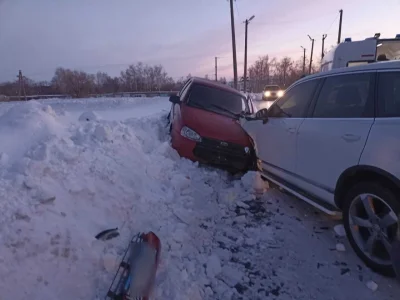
341,134 -> 361,142
287,127 -> 296,134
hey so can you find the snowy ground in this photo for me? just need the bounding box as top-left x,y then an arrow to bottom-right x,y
0,97 -> 399,300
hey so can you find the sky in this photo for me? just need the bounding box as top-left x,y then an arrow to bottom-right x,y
0,0 -> 399,82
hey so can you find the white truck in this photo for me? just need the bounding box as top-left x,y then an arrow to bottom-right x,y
321,33 -> 400,72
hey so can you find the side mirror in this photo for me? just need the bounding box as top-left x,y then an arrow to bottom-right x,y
169,95 -> 180,104
255,108 -> 269,124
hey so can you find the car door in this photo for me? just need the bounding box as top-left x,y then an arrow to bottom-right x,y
360,70 -> 400,179
295,72 -> 375,205
241,79 -> 319,181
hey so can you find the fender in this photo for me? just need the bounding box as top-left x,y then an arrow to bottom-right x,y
335,165 -> 400,208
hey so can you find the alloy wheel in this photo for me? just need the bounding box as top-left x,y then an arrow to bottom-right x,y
348,193 -> 399,266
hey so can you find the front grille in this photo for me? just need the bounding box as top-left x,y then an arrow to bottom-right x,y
193,137 -> 253,170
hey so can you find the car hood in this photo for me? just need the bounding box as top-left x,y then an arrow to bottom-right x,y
182,105 -> 251,146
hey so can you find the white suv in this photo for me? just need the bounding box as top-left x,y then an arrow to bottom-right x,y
242,61 -> 400,276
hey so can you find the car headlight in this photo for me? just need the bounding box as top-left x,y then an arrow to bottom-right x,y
277,90 -> 284,97
264,91 -> 271,97
180,126 -> 202,142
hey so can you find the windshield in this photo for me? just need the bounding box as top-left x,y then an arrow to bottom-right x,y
264,85 -> 280,91
376,39 -> 400,61
187,84 -> 249,116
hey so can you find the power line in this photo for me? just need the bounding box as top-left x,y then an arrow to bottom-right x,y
251,12 -> 337,26
324,13 -> 339,34
234,0 -> 240,20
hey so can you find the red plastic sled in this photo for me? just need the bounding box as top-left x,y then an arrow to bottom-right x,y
106,232 -> 161,300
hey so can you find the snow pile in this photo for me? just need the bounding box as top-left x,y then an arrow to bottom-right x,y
78,111 -> 101,122
0,97 -> 171,122
0,100 -> 269,300
0,101 -> 66,176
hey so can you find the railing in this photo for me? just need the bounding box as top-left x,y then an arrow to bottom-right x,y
3,91 -> 179,102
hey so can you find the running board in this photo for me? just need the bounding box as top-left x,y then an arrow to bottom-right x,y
260,172 -> 342,217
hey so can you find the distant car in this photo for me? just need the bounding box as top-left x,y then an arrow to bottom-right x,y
262,85 -> 284,101
242,60 -> 400,276
168,77 -> 256,172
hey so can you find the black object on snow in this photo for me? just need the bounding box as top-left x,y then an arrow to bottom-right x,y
95,228 -> 120,241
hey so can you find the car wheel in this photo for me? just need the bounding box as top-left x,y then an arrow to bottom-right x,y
343,182 -> 400,277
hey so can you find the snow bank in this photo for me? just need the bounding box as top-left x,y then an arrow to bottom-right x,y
0,100 -> 269,300
0,97 -> 171,123
0,101 -> 66,176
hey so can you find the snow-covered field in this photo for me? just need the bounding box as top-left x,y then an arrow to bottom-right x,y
0,97 -> 399,300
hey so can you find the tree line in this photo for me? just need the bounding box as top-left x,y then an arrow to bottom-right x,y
246,55 -> 319,92
0,55 -> 319,98
0,63 -> 188,99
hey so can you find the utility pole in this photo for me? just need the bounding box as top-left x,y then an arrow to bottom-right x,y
215,57 -> 218,81
229,0 -> 238,89
17,71 -> 21,100
243,15 -> 255,92
337,9 -> 343,44
301,46 -> 306,75
308,35 -> 315,75
321,34 -> 327,60
17,70 -> 27,101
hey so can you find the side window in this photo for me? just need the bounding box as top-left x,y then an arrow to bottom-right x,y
268,79 -> 318,118
377,72 -> 400,118
179,81 -> 191,102
312,73 -> 373,118
347,61 -> 370,68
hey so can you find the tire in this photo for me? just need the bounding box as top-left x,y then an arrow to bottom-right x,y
342,181 -> 400,277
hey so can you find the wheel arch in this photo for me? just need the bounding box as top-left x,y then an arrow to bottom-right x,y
335,165 -> 400,210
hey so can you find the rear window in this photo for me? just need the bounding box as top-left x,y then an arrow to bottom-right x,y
264,85 -> 280,91
188,84 -> 248,115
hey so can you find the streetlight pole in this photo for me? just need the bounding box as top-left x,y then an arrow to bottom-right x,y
243,15 -> 255,92
229,0 -> 238,89
308,35 -> 315,75
337,9 -> 343,44
215,57 -> 218,81
301,46 -> 306,75
322,34 -> 327,60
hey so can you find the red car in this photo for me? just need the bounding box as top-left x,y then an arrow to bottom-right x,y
168,77 -> 256,171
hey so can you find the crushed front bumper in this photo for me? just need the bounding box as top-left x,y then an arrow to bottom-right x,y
193,137 -> 256,171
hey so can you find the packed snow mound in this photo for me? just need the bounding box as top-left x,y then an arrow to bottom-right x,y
0,100 -> 60,130
78,111 -> 101,122
0,101 -> 66,175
